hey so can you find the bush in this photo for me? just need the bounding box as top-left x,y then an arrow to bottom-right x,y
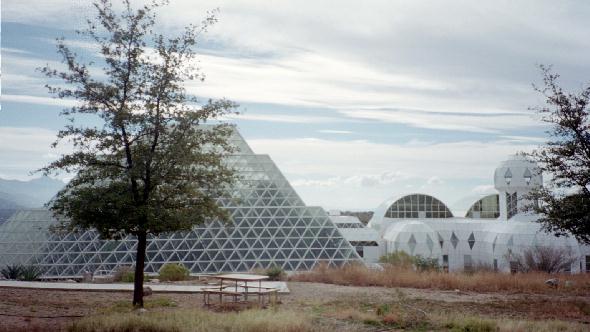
379,252 -> 440,272
506,246 -> 577,273
19,265 -> 43,281
265,265 -> 285,281
379,251 -> 414,268
413,255 -> 440,272
1,264 -> 23,280
158,263 -> 190,281
113,266 -> 135,282
445,317 -> 497,332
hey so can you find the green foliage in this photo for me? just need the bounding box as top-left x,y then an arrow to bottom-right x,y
379,251 -> 440,272
19,265 -> 43,281
158,263 -> 190,282
1,264 -> 23,280
413,255 -> 440,272
378,251 -> 415,268
526,65 -> 590,244
1,264 -> 43,281
445,317 -> 497,332
38,0 -> 237,306
265,265 -> 285,281
375,303 -> 391,316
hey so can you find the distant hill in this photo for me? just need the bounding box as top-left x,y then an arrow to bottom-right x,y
0,176 -> 65,208
0,176 -> 65,224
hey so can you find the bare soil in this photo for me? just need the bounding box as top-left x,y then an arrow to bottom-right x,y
1,282 -> 588,331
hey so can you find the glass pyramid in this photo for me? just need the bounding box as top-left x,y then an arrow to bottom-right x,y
0,129 -> 360,277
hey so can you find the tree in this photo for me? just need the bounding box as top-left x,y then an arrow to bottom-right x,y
526,65 -> 590,244
38,0 -> 237,307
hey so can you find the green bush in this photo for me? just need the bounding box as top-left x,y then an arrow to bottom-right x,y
379,251 -> 415,268
413,255 -> 440,272
1,264 -> 23,280
113,266 -> 135,282
158,263 -> 190,281
19,265 -> 43,281
379,252 -> 440,272
265,265 -> 285,281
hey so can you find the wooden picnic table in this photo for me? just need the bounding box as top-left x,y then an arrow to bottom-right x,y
201,273 -> 280,306
213,273 -> 269,301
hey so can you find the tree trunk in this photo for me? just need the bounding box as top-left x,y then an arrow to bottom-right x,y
133,231 -> 147,307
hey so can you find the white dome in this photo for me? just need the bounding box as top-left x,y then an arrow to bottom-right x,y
494,154 -> 542,191
382,221 -> 442,258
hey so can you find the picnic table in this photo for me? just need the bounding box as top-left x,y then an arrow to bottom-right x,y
201,273 -> 279,306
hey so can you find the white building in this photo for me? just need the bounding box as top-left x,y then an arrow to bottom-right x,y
329,212 -> 381,263
368,155 -> 590,273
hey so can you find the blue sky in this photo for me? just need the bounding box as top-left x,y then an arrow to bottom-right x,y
1,0 -> 589,211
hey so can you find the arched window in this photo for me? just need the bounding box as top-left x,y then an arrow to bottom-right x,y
384,194 -> 453,218
465,194 -> 500,219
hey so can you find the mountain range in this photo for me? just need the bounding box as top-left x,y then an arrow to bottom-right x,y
0,176 -> 65,224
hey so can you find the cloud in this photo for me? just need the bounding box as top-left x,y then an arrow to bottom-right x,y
2,94 -> 78,108
339,109 -> 541,134
248,136 -> 536,209
0,127 -> 72,180
225,113 -> 342,124
318,130 -> 353,134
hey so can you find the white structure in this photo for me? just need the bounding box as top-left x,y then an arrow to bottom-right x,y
369,155 -> 590,273
329,213 -> 381,263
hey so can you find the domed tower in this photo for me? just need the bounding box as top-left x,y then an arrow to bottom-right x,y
493,155 -> 542,220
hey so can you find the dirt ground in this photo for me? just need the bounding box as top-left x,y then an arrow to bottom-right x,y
1,282 -> 589,331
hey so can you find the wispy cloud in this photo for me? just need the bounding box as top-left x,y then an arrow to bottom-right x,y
318,129 -> 353,134
2,94 -> 78,108
339,109 -> 541,134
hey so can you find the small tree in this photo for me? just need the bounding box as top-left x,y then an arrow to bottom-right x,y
39,0 -> 237,307
526,65 -> 590,244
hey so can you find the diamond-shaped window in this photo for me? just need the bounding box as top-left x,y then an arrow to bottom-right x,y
408,234 -> 417,254
450,232 -> 459,249
468,232 -> 475,250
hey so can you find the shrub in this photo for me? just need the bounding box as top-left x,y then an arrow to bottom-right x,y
506,246 -> 577,273
113,266 -> 135,282
265,265 -> 285,281
1,264 -> 23,280
413,255 -> 440,272
379,252 -> 440,272
158,263 -> 190,281
19,265 -> 43,281
445,317 -> 497,332
379,251 -> 414,268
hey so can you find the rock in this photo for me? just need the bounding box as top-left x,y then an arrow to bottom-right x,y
136,308 -> 148,314
143,286 -> 153,297
545,278 -> 559,288
564,280 -> 574,288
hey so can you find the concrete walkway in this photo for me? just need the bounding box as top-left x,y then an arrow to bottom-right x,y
0,280 -> 289,293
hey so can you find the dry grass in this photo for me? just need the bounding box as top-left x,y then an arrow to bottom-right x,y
436,313 -> 589,332
290,263 -> 590,295
69,308 -> 316,332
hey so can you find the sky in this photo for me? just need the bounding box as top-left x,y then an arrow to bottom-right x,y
1,0 -> 590,212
